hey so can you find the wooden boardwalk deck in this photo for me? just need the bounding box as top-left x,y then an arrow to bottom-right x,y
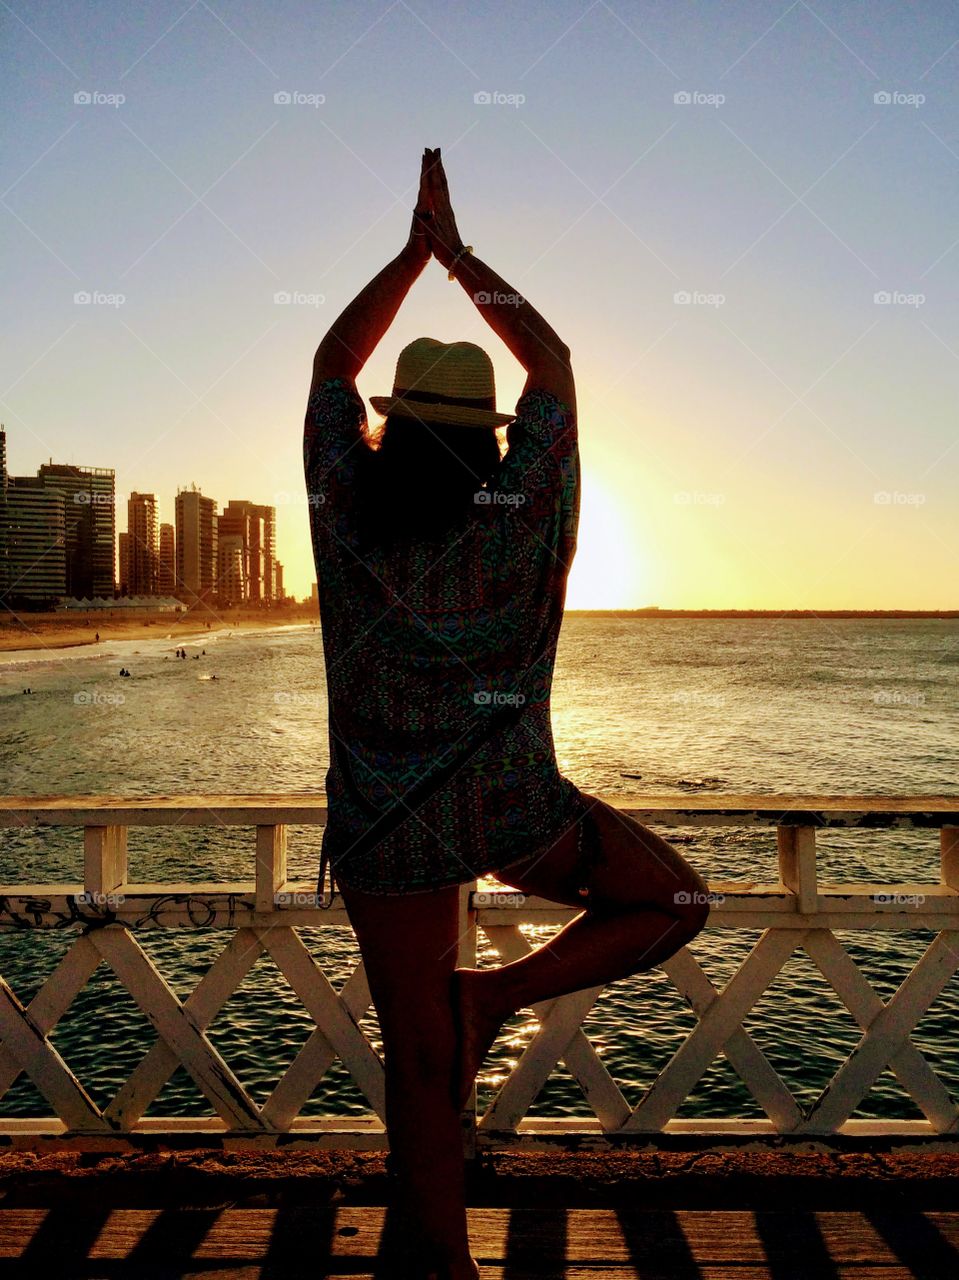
0,1205 -> 957,1277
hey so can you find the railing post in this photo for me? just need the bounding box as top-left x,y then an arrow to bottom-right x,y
458,879 -> 478,1158
777,825 -> 818,913
83,825 -> 128,905
941,826 -> 959,890
256,824 -> 287,912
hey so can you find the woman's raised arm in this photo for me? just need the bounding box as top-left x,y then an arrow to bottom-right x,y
425,148 -> 575,414
310,151 -> 433,391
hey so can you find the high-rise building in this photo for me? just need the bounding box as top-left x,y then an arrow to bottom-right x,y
174,486 -> 218,602
126,492 -> 159,595
217,502 -> 255,602
37,462 -> 115,598
274,560 -> 284,601
0,428 -> 8,600
118,531 -> 130,595
0,435 -> 114,604
3,477 -> 67,603
158,522 -> 176,595
256,502 -> 276,601
218,500 -> 277,603
216,530 -> 246,604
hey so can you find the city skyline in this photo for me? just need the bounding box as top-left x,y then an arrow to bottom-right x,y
0,426 -> 289,606
2,3 -> 958,607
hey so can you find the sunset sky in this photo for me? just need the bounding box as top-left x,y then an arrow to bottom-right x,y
2,1 -> 957,608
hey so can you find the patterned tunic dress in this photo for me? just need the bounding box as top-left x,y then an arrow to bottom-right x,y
304,375 -> 586,897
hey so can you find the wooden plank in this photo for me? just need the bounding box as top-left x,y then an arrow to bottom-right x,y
480,923 -> 631,1132
0,934 -> 101,1099
942,826 -> 959,889
3,884 -> 957,933
1,793 -> 957,828
0,974 -> 109,1131
801,930 -> 959,1134
776,825 -> 817,913
1,1114 -> 955,1150
83,825 -> 127,899
0,1207 -> 954,1267
479,983 -> 605,1132
253,927 -> 386,1120
104,928 -> 267,1129
802,929 -> 959,1133
261,962 -> 373,1129
254,824 -> 286,913
660,947 -> 803,1132
89,927 -> 266,1131
624,929 -> 803,1132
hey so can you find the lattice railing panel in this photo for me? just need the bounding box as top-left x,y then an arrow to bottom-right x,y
0,795 -> 956,1145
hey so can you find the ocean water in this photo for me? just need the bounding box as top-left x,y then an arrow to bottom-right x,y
0,617 -> 956,1124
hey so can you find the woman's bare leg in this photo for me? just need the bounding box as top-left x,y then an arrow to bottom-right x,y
340,880 -> 479,1279
454,805 -> 711,1109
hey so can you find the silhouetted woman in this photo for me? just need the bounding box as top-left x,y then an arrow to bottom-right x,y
304,149 -> 710,1279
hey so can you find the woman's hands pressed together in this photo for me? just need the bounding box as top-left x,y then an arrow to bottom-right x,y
405,148 -> 435,267
421,147 -> 465,271
311,144 -> 570,395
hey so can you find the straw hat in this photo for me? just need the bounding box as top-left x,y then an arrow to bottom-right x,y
370,337 -> 516,429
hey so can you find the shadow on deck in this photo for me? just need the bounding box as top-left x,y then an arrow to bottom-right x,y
3,1203 -> 959,1278
1,1148 -> 958,1277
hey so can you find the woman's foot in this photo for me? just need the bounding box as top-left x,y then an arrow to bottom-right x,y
450,968 -> 508,1112
422,1259 -> 478,1280
424,1257 -> 480,1279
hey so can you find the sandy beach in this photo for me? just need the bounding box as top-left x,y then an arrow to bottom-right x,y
0,605 -> 319,653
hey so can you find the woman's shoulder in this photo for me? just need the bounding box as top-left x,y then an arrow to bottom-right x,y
513,385 -> 575,424
307,374 -> 366,419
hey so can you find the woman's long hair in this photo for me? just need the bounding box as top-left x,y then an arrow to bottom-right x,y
356,413 -> 501,549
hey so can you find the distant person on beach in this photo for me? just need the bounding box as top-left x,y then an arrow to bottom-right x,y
304,148 -> 710,1279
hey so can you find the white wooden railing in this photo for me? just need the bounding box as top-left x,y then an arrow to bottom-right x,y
0,795 -> 957,1151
